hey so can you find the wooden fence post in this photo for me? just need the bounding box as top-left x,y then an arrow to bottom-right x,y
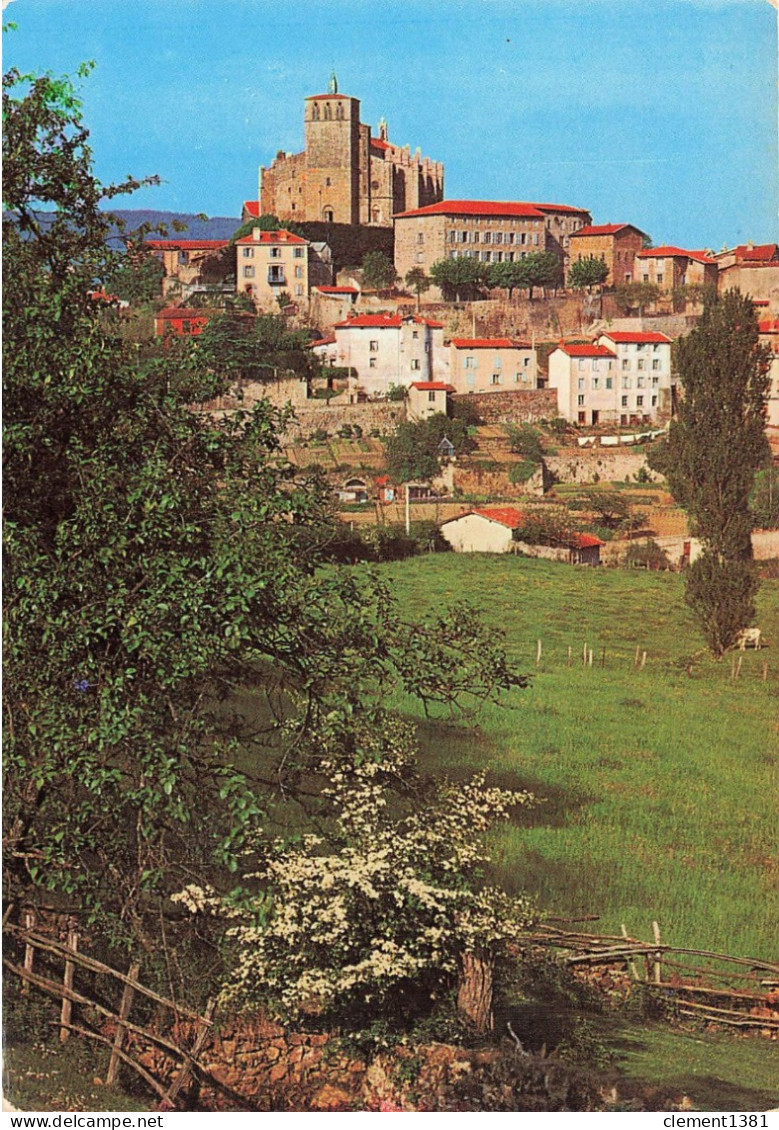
536,639 -> 542,667
22,908 -> 36,995
106,960 -> 141,1087
60,925 -> 78,1042
621,924 -> 641,982
157,999 -> 215,1112
567,646 -> 572,667
652,920 -> 662,984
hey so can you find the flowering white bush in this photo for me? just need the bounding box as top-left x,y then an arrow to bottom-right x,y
173,711 -> 535,1026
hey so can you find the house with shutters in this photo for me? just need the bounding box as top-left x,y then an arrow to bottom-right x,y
234,227 -> 310,310
448,338 -> 538,394
548,331 -> 672,426
634,246 -> 718,298
567,223 -> 648,287
311,312 -> 445,397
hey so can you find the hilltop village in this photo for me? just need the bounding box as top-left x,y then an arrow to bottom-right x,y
132,74 -> 779,561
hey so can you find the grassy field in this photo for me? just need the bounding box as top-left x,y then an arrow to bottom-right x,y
361,554 -> 778,961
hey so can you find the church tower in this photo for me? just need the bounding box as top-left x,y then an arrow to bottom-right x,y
303,73 -> 363,225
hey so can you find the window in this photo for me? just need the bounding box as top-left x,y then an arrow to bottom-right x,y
492,373 -> 502,385
622,377 -> 631,389
325,177 -> 332,187
449,230 -> 456,243
412,330 -> 419,339
622,359 -> 629,370
533,233 -> 540,245
637,376 -> 645,388
578,395 -> 585,406
507,233 -> 515,244
369,358 -> 376,368
464,356 -> 476,369
643,274 -> 650,283
369,340 -> 379,352
294,248 -> 304,258
493,251 -> 502,262
466,372 -> 475,387
416,252 -> 424,263
243,266 -> 255,278
483,232 -> 491,244
270,247 -> 281,258
294,266 -> 302,278
523,357 -> 531,367
460,231 -> 468,243
578,411 -> 586,424
605,377 -> 613,390
651,376 -> 660,387
494,232 -> 502,244
473,232 -> 480,243
591,377 -> 599,390
637,360 -> 645,371
480,251 -> 490,262
520,233 -> 526,245
636,343 -> 645,351
652,395 -> 658,407
411,359 -> 421,371
636,396 -> 644,407
621,396 -> 628,407
621,414 -> 628,425
578,378 -> 585,390
652,359 -> 660,370
657,273 -> 664,285
295,284 -> 303,296
242,247 -> 254,258
178,251 -> 189,265
417,232 -> 424,244
428,390 -> 436,403
507,251 -> 515,262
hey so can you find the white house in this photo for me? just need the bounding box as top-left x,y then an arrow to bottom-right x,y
407,381 -> 454,421
548,331 -> 672,426
311,312 -> 445,397
440,507 -> 524,553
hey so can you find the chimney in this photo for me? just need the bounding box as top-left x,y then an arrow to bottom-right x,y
252,226 -> 261,242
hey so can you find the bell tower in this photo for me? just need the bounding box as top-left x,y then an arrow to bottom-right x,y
303,77 -> 362,224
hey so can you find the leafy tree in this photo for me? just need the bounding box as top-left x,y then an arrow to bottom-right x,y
651,290 -> 771,655
405,266 -> 431,310
580,489 -> 637,531
104,246 -> 164,304
515,508 -> 582,547
197,311 -> 318,384
361,249 -> 397,294
3,60 -> 527,1006
568,256 -> 609,291
506,424 -> 544,462
429,257 -> 487,302
614,281 -> 661,315
524,251 -> 563,298
384,414 -> 475,482
486,259 -> 531,299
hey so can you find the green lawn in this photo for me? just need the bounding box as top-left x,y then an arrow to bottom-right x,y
364,555 -> 778,960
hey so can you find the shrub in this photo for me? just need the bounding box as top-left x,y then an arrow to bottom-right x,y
508,461 -> 539,485
506,424 -> 544,462
623,540 -> 672,571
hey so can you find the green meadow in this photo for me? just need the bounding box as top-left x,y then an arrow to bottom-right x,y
365,555 -> 778,961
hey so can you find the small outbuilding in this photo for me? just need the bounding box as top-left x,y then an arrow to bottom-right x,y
440,507 -> 524,554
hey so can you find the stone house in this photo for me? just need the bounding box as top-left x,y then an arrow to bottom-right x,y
234,228 -> 310,310
146,239 -> 230,298
393,200 -> 591,296
258,74 -> 443,228
714,243 -> 779,302
448,337 -> 538,395
311,312 -> 445,397
634,245 -> 718,298
567,223 -> 647,287
548,331 -> 672,426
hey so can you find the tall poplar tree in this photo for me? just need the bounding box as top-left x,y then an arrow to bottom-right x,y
658,290 -> 770,655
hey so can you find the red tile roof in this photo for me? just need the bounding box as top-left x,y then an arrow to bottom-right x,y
156,307 -> 209,319
235,229 -> 308,246
146,239 -> 229,250
306,92 -> 353,101
570,223 -> 643,238
637,245 -> 716,264
570,533 -> 604,548
410,382 -> 454,391
451,337 -> 532,349
599,331 -> 672,344
472,507 -> 525,529
534,202 -> 591,216
242,201 -> 260,217
334,313 -> 443,329
556,343 -> 616,358
758,319 -> 779,333
731,243 -> 779,262
310,335 -> 337,347
370,137 -> 392,151
395,200 -> 546,220
315,285 -> 359,294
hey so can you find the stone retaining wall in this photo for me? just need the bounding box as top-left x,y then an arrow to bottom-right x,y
545,449 -> 660,485
452,390 -> 558,425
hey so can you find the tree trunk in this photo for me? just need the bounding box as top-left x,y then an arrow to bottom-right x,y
457,951 -> 494,1031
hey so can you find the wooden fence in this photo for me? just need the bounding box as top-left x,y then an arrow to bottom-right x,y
525,919 -> 779,1030
3,912 -> 217,1110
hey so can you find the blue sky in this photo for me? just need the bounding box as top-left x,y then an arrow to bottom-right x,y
3,0 -> 777,249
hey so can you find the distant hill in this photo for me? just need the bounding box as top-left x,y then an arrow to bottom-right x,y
105,210 -> 241,241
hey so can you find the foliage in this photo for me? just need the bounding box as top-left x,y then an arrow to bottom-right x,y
652,290 -> 771,654
405,267 -> 431,307
523,251 -> 564,297
384,414 -> 475,482
506,424 -> 544,462
361,250 -> 397,294
174,713 -> 535,1026
229,213 -> 306,243
196,311 -> 319,384
749,467 -> 779,529
429,258 -> 487,302
614,281 -> 661,314
568,256 -> 609,291
508,461 -> 540,485
104,246 -> 164,304
672,283 -> 718,310
3,60 -> 526,981
580,489 -> 637,531
515,508 -> 581,547
623,540 -> 672,571
386,382 -> 408,402
486,259 -> 532,298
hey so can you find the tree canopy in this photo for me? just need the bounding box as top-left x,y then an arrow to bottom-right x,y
650,290 -> 770,654
567,256 -> 609,291
3,61 -> 529,1023
429,258 -> 486,301
361,249 -> 398,294
384,414 -> 475,483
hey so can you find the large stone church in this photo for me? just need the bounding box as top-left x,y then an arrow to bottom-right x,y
258,74 -> 444,228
